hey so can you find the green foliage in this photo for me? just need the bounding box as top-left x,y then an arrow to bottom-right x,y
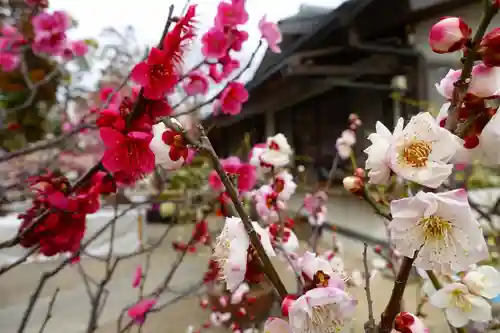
466,165 -> 500,189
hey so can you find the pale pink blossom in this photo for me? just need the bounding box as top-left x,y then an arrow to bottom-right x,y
390,189 -> 489,273
263,317 -> 292,333
469,62 -> 500,98
387,112 -> 461,188
230,282 -> 250,304
435,69 -> 461,100
289,287 -> 356,333
429,17 -> 471,54
259,15 -> 282,53
254,185 -> 283,222
298,251 -> 346,289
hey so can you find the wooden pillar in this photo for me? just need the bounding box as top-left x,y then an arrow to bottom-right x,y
265,110 -> 275,138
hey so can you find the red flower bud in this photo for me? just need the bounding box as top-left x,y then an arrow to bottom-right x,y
479,28 -> 500,67
463,134 -> 480,149
429,17 -> 471,54
281,295 -> 297,316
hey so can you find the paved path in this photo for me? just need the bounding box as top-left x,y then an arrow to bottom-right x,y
0,196 -> 452,333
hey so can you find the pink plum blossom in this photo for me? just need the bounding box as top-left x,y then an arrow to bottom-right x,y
132,264 -> 142,288
182,71 -> 209,96
214,1 -> 249,28
31,11 -> 70,55
201,28 -> 230,59
127,298 -> 156,324
259,15 -> 282,53
208,157 -> 256,193
216,82 -> 248,115
100,128 -> 155,178
469,62 -> 500,98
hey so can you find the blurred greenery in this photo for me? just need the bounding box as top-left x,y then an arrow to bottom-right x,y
465,165 -> 500,189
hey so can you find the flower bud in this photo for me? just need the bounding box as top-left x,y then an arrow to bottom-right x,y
354,168 -> 366,178
479,28 -> 500,67
429,17 -> 471,54
394,312 -> 427,333
343,176 -> 364,194
281,295 -> 297,316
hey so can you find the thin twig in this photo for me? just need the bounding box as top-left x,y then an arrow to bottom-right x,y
38,288 -> 60,333
363,243 -> 376,333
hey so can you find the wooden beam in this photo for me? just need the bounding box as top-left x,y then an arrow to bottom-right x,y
285,54 -> 399,77
287,46 -> 345,65
285,64 -> 396,76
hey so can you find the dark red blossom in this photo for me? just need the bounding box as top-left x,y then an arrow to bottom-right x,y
18,173 -> 101,257
161,129 -> 188,161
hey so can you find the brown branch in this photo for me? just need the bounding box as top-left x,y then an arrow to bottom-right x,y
188,123 -> 288,299
38,288 -> 60,333
445,1 -> 499,134
377,253 -> 417,333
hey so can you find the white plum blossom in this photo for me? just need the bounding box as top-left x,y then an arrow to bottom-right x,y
271,170 -> 297,201
364,118 -> 403,184
430,282 -> 492,327
259,133 -> 293,168
213,217 -> 276,291
230,283 -> 250,304
389,189 -> 489,273
463,265 -> 500,299
282,228 -> 299,253
289,287 -> 356,333
388,112 -> 461,188
210,312 -> 232,326
254,185 -> 284,222
149,122 -> 185,170
336,129 -> 356,160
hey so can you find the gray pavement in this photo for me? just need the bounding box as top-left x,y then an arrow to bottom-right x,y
0,195 -> 451,333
